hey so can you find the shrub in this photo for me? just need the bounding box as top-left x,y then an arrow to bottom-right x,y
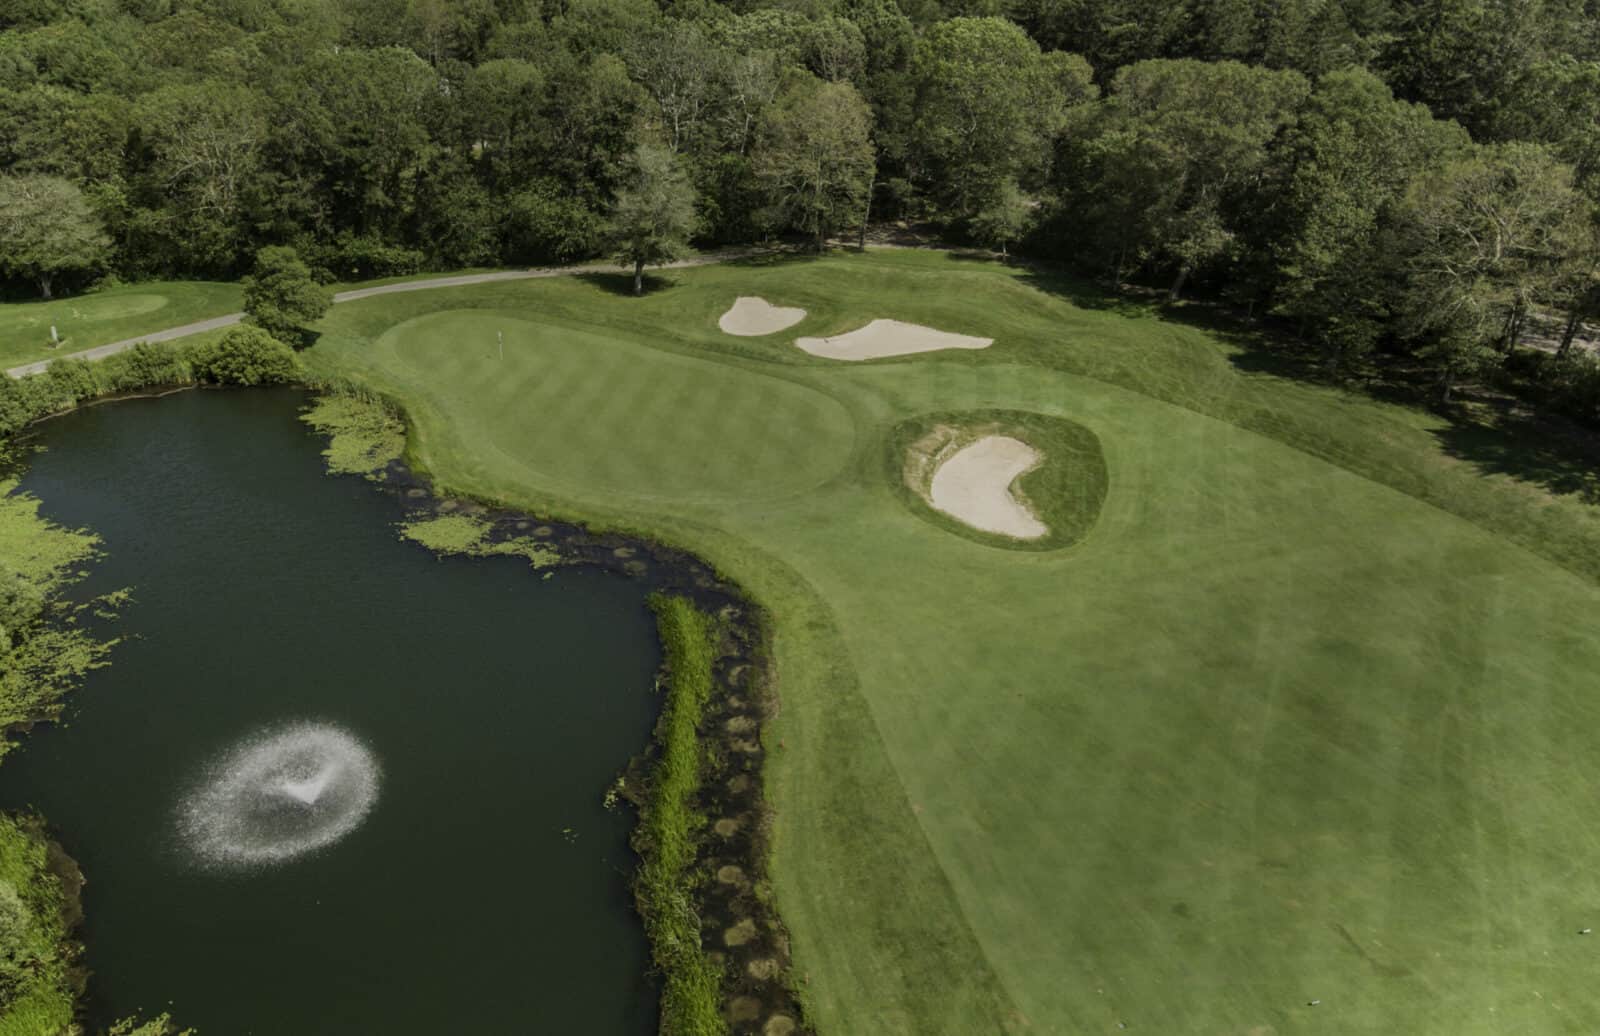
242,246 -> 332,345
0,376 -> 32,438
0,343 -> 195,439
0,360 -> 95,428
189,326 -> 299,386
41,358 -> 96,403
307,233 -> 425,280
96,341 -> 191,393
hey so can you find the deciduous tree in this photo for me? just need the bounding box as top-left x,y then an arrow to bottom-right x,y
1063,59 -> 1308,297
133,82 -> 266,271
605,143 -> 698,295
0,174 -> 109,298
1397,143 -> 1588,399
1263,69 -> 1471,371
753,75 -> 875,249
969,179 -> 1033,256
909,17 -> 1068,217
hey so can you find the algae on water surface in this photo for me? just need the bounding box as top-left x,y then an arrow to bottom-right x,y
0,478 -> 124,760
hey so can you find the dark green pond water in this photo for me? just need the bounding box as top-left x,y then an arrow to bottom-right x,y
1,388 -> 660,1033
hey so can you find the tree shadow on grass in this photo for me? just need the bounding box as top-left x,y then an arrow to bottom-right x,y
575,270 -> 677,298
1152,296 -> 1600,502
724,248 -> 826,270
1006,252 -> 1600,505
1433,407 -> 1600,504
1010,261 -> 1171,319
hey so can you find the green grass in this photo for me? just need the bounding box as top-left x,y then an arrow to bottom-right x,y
0,814 -> 76,1036
0,282 -> 242,369
639,595 -> 725,1036
300,249 -> 1600,1034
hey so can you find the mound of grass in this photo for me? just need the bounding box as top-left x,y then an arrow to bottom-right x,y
891,408 -> 1109,550
637,595 -> 725,1036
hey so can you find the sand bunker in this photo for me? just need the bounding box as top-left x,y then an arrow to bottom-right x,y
794,319 -> 993,361
719,296 -> 806,336
929,436 -> 1048,539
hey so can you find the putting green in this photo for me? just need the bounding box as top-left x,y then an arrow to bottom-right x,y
306,251 -> 1600,1035
377,311 -> 856,503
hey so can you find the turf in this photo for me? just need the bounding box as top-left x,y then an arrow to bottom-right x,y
294,249 -> 1600,1035
0,282 -> 242,369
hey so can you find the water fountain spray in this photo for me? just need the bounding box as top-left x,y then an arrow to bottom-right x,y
177,722 -> 381,869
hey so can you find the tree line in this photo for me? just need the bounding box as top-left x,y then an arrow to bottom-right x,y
3,0 -> 1600,418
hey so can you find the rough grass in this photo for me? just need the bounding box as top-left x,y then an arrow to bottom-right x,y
290,248 -> 1600,1035
0,814 -> 75,1036
639,595 -> 726,1036
891,408 -> 1109,550
0,282 -> 241,370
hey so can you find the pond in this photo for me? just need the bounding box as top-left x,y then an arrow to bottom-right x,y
1,388 -> 661,1034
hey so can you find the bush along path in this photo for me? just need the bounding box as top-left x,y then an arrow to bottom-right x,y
302,392 -> 809,1036
5,249 -> 769,379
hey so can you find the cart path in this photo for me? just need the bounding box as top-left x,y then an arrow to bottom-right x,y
7,249 -> 766,378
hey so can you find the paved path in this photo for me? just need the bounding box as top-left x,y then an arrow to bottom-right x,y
6,249 -> 765,378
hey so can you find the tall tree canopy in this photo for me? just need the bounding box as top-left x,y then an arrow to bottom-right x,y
1261,68 -> 1470,369
1397,143 -> 1588,398
754,75 -> 876,249
908,17 -> 1073,216
1061,59 -> 1309,295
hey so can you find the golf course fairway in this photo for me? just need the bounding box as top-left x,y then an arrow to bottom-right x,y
302,249 -> 1600,1034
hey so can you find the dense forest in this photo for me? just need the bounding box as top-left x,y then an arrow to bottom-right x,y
4,0 -> 1600,417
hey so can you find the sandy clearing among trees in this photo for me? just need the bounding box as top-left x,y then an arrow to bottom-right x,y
928,435 -> 1048,539
719,296 -> 807,336
794,319 -> 993,360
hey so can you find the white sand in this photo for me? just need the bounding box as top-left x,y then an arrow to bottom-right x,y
929,435 -> 1048,539
794,319 -> 993,360
718,296 -> 806,336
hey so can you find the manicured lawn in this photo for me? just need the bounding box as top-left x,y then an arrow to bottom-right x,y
0,282 -> 242,369
303,249 -> 1600,1034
